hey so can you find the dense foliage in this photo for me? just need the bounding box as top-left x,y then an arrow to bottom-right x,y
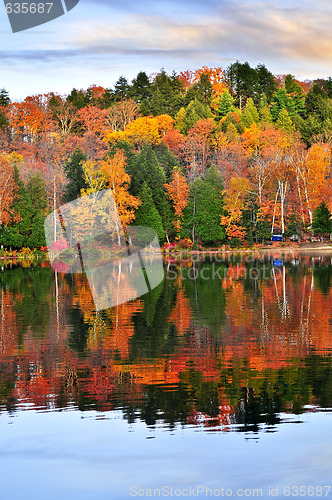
0,62 -> 331,248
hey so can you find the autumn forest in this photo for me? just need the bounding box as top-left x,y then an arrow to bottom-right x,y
0,61 -> 332,249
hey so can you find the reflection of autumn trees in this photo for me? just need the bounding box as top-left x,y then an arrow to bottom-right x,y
0,289 -> 19,357
0,257 -> 331,429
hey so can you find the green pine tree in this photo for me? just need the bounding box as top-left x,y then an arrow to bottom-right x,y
312,202 -> 332,236
217,90 -> 235,119
0,88 -> 10,106
183,98 -> 213,133
276,108 -> 295,134
154,142 -> 180,182
183,166 -> 226,244
259,94 -> 273,125
62,148 -> 88,204
26,173 -> 48,247
135,183 -> 164,241
242,98 -> 260,127
185,73 -> 213,106
1,165 -> 33,248
0,109 -> 9,130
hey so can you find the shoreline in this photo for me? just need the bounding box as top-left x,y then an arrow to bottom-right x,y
162,243 -> 332,256
1,243 -> 332,262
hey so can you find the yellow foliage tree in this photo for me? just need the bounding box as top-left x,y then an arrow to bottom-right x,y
104,115 -> 174,149
100,150 -> 140,228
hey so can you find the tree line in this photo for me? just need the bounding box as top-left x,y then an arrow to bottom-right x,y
0,61 -> 331,249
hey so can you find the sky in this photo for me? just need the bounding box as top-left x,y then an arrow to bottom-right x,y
1,0 -> 332,101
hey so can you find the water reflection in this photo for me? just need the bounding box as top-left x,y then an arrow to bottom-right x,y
0,252 -> 331,433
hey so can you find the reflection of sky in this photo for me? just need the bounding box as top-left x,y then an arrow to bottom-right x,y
1,409 -> 332,499
1,0 -> 332,99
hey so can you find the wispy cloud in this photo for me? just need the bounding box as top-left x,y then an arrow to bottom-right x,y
1,0 -> 332,98
64,2 -> 332,66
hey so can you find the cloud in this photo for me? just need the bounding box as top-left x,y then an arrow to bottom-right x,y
57,2 -> 332,68
1,0 -> 332,99
2,0 -> 332,68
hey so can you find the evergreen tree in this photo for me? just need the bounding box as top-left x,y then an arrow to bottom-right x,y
26,173 -> 48,247
135,183 -> 164,241
284,74 -> 305,116
183,98 -> 213,133
67,88 -> 91,109
276,108 -> 295,134
254,64 -> 277,102
125,143 -> 166,216
312,202 -> 332,236
0,88 -> 10,130
183,166 -> 225,244
27,173 -> 48,214
225,61 -> 258,107
217,90 -> 235,119
113,75 -> 131,102
185,73 -> 213,106
285,213 -> 304,238
324,77 -> 332,98
99,88 -> 115,108
131,71 -> 152,102
242,98 -> 259,127
175,107 -> 186,133
141,69 -> 184,117
0,109 -> 9,130
271,76 -> 305,120
299,114 -> 322,145
259,94 -> 273,124
0,88 -> 10,106
305,83 -> 328,116
28,212 -> 46,248
1,165 -> 33,248
154,142 -> 180,182
62,148 -> 88,204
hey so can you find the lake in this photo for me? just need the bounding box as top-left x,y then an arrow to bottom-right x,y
0,250 -> 332,499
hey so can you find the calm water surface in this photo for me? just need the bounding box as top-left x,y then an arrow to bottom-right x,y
0,251 -> 332,499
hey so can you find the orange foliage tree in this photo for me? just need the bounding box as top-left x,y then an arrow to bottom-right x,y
164,167 -> 189,234
220,176 -> 251,240
78,105 -> 108,135
0,153 -> 20,225
100,150 -> 140,228
7,97 -> 53,140
194,66 -> 227,107
289,143 -> 331,226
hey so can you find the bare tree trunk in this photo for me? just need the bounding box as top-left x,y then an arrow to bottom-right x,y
271,186 -> 280,235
